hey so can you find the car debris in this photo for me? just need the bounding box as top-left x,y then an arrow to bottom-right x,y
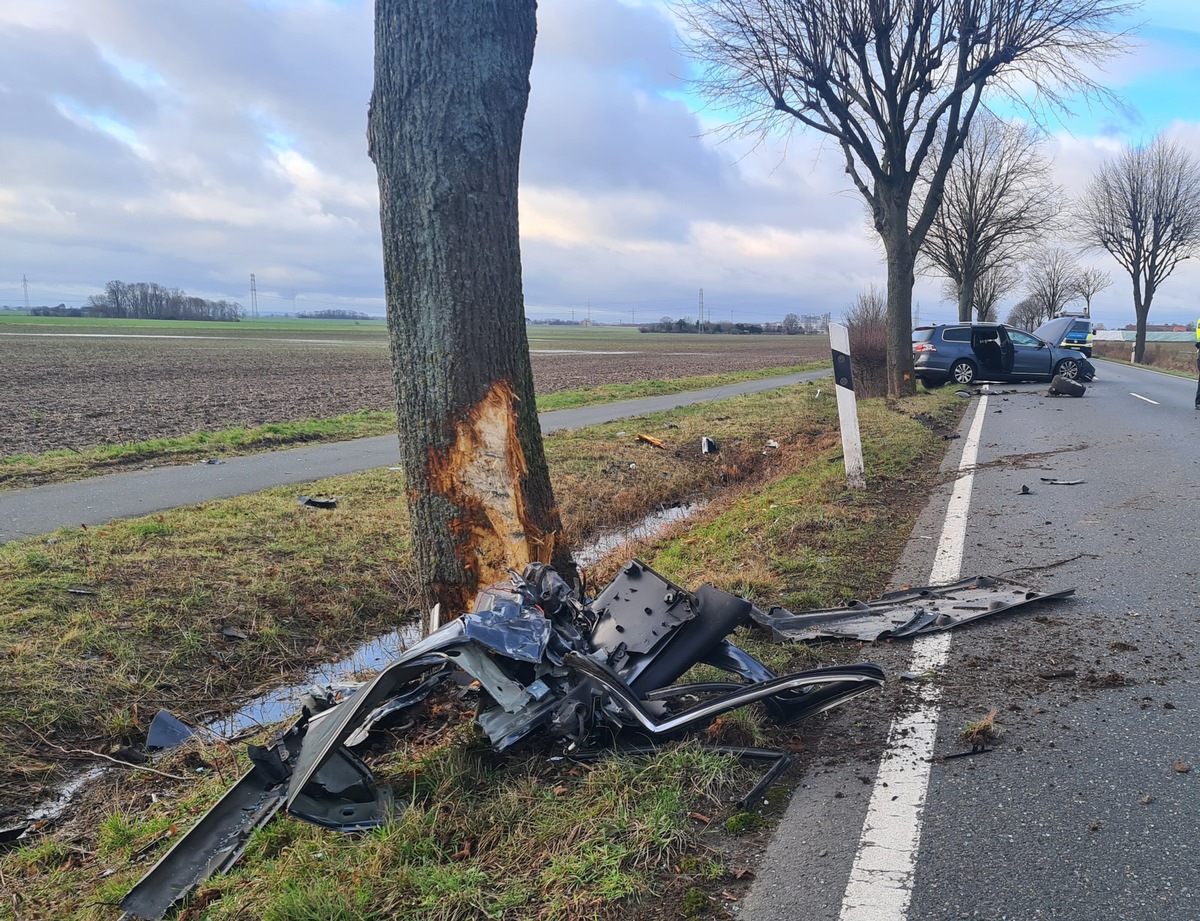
120,560 -> 884,920
1047,374 -> 1086,397
635,433 -> 667,449
146,711 -> 197,750
701,436 -> 719,454
751,575 -> 1074,643
297,495 -> 338,509
1040,477 -> 1084,486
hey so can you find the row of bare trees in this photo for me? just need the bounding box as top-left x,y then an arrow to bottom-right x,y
674,0 -> 1138,398
85,280 -> 243,322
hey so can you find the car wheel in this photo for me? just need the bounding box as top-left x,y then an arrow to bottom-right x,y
950,359 -> 977,385
1054,358 -> 1081,380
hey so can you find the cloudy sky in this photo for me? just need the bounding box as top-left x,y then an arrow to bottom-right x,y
2,0 -> 1199,330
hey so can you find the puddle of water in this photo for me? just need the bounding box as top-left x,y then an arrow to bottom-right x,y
573,502 -> 702,570
205,620 -> 425,738
19,501 -> 702,827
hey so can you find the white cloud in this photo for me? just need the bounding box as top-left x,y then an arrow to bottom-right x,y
0,0 -> 1195,328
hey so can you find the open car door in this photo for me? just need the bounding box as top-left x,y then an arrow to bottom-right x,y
996,326 -> 1015,373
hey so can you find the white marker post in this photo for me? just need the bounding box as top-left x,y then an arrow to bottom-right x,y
829,323 -> 866,488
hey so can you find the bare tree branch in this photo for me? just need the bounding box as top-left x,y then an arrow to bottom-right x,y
1077,135 -> 1200,361
920,112 -> 1063,321
1025,246 -> 1084,317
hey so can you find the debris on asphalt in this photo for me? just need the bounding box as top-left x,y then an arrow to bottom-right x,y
1019,485 -> 1032,495
120,560 -> 885,920
1047,375 -> 1086,397
1040,477 -> 1084,486
752,575 -> 1075,643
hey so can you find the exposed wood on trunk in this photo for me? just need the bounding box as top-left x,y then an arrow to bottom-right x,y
371,0 -> 573,617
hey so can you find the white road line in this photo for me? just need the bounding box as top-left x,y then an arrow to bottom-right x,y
838,394 -> 989,921
1130,392 -> 1159,405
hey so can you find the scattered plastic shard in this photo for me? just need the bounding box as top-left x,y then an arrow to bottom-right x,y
752,575 -> 1075,643
1039,477 -> 1084,485
701,436 -> 719,454
298,495 -> 338,509
146,710 -> 196,750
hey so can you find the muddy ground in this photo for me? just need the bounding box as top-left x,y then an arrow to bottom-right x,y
1,334 -> 828,457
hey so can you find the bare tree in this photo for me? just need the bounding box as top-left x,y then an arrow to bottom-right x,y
370,0 -> 573,615
844,285 -> 888,398
1070,266 -> 1111,317
971,263 -> 1022,323
1024,246 -> 1082,320
674,0 -> 1133,397
921,113 -> 1061,322
1078,136 -> 1200,362
1006,295 -> 1049,331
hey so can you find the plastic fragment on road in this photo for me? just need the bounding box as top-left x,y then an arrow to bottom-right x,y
1047,374 -> 1086,397
752,575 -> 1075,643
1040,477 -> 1084,486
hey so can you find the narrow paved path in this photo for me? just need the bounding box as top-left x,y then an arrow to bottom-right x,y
0,370 -> 827,543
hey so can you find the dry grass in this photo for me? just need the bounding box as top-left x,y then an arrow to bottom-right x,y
0,382 -> 967,921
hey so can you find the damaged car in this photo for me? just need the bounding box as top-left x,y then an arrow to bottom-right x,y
913,322 -> 1096,388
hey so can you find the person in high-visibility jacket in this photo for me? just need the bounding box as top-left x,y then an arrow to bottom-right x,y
1195,317 -> 1200,409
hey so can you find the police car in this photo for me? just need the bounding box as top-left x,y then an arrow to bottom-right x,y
1033,314 -> 1094,358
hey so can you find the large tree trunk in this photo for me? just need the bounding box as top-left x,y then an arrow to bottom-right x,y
879,207 -> 918,398
1132,282 -> 1154,364
957,283 -> 972,323
370,0 -> 573,617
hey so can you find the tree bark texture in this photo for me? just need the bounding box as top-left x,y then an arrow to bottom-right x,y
370,0 -> 572,615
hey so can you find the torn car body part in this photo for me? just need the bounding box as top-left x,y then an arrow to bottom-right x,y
122,560 -> 884,919
751,574 -> 1075,643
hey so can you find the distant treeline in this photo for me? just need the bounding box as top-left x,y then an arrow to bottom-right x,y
296,309 -> 373,320
639,313 -> 828,335
52,281 -> 245,321
638,319 -> 769,335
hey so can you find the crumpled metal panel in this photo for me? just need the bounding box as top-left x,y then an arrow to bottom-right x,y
751,575 -> 1074,643
122,560 -> 887,918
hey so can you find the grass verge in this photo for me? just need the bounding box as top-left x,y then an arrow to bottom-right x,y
0,366 -> 825,490
0,383 -> 964,920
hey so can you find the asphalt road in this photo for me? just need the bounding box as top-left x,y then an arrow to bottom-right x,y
743,360 -> 1200,921
0,369 -> 827,544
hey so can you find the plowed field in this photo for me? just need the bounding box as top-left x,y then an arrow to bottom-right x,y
1,327 -> 830,456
